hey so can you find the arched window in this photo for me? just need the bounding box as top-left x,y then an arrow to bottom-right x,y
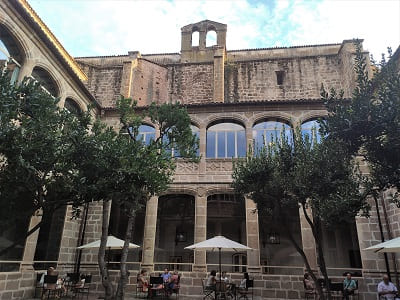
301,120 -> 322,144
31,66 -> 59,97
191,31 -> 199,47
0,24 -> 24,84
252,120 -> 292,153
206,122 -> 246,158
206,30 -> 217,47
136,124 -> 156,145
64,98 -> 82,115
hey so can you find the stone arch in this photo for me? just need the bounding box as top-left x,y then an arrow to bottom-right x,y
205,187 -> 234,198
299,111 -> 327,124
31,64 -> 62,97
206,27 -> 217,47
205,113 -> 248,129
191,27 -> 199,47
0,19 -> 29,63
64,97 -> 84,115
250,112 -> 294,128
161,187 -> 197,197
189,115 -> 203,128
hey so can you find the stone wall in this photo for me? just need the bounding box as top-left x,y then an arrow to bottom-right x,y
0,271 -> 35,300
167,63 -> 214,104
79,63 -> 123,107
131,59 -> 168,106
224,56 -> 343,102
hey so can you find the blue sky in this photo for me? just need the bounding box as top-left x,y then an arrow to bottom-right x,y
27,0 -> 400,60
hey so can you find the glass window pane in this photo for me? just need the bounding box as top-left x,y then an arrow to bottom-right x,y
237,130 -> 246,157
206,131 -> 216,158
226,131 -> 235,158
217,132 -> 226,158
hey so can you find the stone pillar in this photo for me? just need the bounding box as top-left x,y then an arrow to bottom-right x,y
299,206 -> 318,271
142,196 -> 158,271
17,59 -> 34,82
20,210 -> 42,271
57,206 -> 83,272
199,125 -> 206,173
245,121 -> 253,153
245,198 -> 261,273
193,189 -> 207,272
213,48 -> 225,103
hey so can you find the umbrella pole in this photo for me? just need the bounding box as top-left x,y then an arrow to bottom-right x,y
219,247 -> 222,282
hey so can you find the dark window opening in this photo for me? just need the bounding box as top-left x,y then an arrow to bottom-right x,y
276,71 -> 285,85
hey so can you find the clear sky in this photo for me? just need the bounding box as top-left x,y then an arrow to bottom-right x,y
28,0 -> 400,60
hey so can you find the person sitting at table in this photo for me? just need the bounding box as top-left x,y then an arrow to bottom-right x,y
137,269 -> 149,292
378,274 -> 398,300
165,270 -> 179,295
239,272 -> 249,290
206,270 -> 217,291
161,268 -> 171,283
303,272 -> 319,300
343,273 -> 357,300
221,271 -> 229,283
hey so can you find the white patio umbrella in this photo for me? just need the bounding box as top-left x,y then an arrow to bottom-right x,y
77,235 -> 140,264
77,235 -> 140,250
185,235 -> 252,281
364,237 -> 400,253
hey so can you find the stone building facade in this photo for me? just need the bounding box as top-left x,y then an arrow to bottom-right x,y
1,1 -> 399,299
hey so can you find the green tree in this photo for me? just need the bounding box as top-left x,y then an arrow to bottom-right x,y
322,43 -> 400,200
232,130 -> 370,300
0,72 -> 93,256
111,98 -> 198,299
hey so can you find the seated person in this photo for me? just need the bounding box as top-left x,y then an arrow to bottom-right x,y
161,268 -> 171,284
166,270 -> 179,294
303,272 -> 316,291
343,273 -> 357,300
378,274 -> 398,300
239,272 -> 249,290
206,270 -> 217,291
221,271 -> 229,283
137,269 -> 149,292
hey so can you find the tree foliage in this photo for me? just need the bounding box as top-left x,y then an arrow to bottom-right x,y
322,43 -> 400,200
233,128 -> 370,299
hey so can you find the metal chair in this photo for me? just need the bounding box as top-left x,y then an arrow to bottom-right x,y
201,279 -> 215,300
72,274 -> 92,300
42,275 -> 59,299
238,279 -> 253,300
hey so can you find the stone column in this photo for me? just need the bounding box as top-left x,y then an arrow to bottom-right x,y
16,59 -> 34,82
199,125 -> 206,173
245,198 -> 261,273
299,206 -> 318,271
213,48 -> 225,103
141,196 -> 158,271
20,210 -> 42,271
193,189 -> 207,272
245,121 -> 253,153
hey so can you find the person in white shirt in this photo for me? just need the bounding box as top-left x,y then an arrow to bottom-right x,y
378,274 -> 398,300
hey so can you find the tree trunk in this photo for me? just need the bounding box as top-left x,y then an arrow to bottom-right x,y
280,206 -> 326,300
301,203 -> 332,300
99,200 -> 114,300
314,216 -> 332,300
115,208 -> 136,300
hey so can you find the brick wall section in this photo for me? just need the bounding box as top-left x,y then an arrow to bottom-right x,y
78,62 -> 123,107
79,202 -> 104,266
0,272 -> 35,300
57,206 -> 83,268
131,59 -> 168,106
224,56 -> 343,102
167,63 -> 214,104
